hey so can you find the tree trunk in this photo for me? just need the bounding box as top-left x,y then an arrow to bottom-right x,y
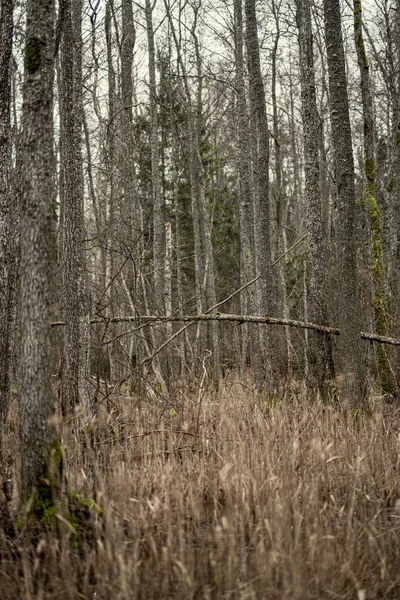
165,0 -> 219,378
387,0 -> 400,389
60,0 -> 91,414
234,0 -> 257,372
296,0 -> 334,392
245,0 -> 275,387
145,0 -> 168,381
145,0 -> 164,315
0,0 -> 14,446
271,0 -> 292,381
120,0 -> 138,254
104,0 -> 117,383
323,0 -> 366,404
190,7 -> 219,380
353,0 -> 393,394
19,0 -> 59,499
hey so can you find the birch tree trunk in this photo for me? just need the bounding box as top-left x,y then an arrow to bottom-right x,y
60,0 -> 91,414
0,0 -> 14,445
19,0 -> 59,499
296,0 -> 334,392
323,0 -> 366,404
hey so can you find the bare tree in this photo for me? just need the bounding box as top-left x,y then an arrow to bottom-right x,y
0,0 -> 14,447
245,0 -> 275,386
323,0 -> 366,403
234,0 -> 256,370
296,0 -> 334,392
271,0 -> 292,379
165,0 -> 220,378
60,0 -> 91,414
145,0 -> 165,316
387,0 -> 400,387
352,0 -> 394,393
19,0 -> 59,499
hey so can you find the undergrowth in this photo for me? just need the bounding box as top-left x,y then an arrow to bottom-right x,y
1,376 -> 400,599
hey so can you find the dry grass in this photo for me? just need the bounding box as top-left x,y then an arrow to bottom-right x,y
1,376 -> 400,599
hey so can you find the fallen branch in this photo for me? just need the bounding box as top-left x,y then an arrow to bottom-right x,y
51,312 -> 400,346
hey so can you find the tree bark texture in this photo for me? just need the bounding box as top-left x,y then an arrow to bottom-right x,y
323,0 -> 366,403
120,0 -> 137,248
19,0 -> 57,498
271,0 -> 292,379
104,0 -> 117,382
353,0 -> 394,393
60,0 -> 91,414
234,0 -> 256,369
245,0 -> 274,383
50,312 -> 400,348
0,0 -> 14,443
296,0 -> 334,391
145,0 -> 170,381
386,0 -> 400,387
145,0 -> 165,315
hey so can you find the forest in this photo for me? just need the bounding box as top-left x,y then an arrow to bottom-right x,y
1,0 -> 400,598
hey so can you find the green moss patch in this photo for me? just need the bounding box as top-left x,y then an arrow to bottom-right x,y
25,37 -> 45,74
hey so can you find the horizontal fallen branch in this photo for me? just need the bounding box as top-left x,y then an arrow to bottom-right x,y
50,313 -> 400,347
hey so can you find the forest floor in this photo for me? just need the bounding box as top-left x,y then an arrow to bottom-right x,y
1,375 -> 400,599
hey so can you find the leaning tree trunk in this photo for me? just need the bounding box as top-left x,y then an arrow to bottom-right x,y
245,0 -> 275,388
323,0 -> 366,404
0,0 -> 14,447
19,0 -> 60,500
296,0 -> 334,393
60,0 -> 91,415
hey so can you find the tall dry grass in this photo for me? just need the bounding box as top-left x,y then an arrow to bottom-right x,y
1,376 -> 400,599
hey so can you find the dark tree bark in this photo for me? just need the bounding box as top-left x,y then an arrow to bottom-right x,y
296,0 -> 334,392
145,0 -> 170,380
271,0 -> 292,379
104,0 -> 117,382
353,0 -> 394,393
120,0 -> 137,246
19,0 -> 58,498
0,0 -> 14,446
60,0 -> 91,414
234,0 -> 257,370
323,0 -> 366,403
387,0 -> 400,388
145,0 -> 164,315
245,0 -> 275,385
